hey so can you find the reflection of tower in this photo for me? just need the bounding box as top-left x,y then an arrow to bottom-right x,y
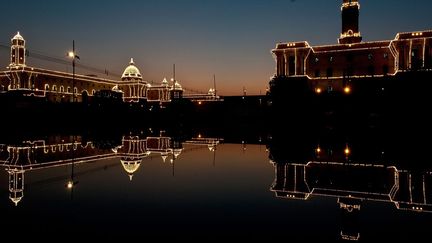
339,0 -> 362,44
8,169 -> 24,206
170,139 -> 183,177
208,142 -> 217,167
338,197 -> 361,241
9,32 -> 26,68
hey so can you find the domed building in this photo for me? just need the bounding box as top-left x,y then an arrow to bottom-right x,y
0,32 -> 186,104
146,77 -> 178,104
118,58 -> 148,103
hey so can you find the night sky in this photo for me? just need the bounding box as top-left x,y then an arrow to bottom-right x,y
0,0 -> 431,95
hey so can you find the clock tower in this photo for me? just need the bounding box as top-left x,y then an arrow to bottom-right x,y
9,32 -> 26,67
339,0 -> 362,44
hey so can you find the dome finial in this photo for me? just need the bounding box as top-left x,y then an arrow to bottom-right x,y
129,174 -> 133,181
130,58 -> 134,65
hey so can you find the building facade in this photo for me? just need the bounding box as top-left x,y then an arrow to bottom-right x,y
0,32 -> 183,103
271,0 -> 432,94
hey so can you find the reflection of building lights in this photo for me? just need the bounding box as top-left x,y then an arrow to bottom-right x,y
345,147 -> 350,155
67,181 -> 73,189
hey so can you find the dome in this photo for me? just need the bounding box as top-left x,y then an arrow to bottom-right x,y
12,31 -> 24,41
172,81 -> 182,90
10,195 -> 23,206
162,78 -> 169,86
121,58 -> 142,81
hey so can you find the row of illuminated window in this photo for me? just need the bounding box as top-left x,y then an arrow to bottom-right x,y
313,53 -> 389,64
44,84 -> 96,95
314,65 -> 390,77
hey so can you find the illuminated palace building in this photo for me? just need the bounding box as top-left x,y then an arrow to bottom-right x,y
271,0 -> 432,95
0,32 -> 183,104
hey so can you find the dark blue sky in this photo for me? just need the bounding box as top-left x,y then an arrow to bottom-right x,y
1,0 -> 431,94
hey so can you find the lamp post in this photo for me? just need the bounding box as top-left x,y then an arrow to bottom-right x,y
68,40 -> 79,102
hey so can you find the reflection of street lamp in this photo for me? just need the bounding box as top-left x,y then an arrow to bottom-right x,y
68,40 -> 79,102
65,138 -> 79,200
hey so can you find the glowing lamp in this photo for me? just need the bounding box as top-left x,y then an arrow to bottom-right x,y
344,87 -> 351,94
316,88 -> 322,94
68,51 -> 75,58
67,181 -> 73,189
316,147 -> 321,153
345,147 -> 350,155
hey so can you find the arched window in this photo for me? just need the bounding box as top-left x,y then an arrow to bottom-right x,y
326,68 -> 333,78
60,86 -> 64,93
52,85 -> 57,92
45,84 -> 50,91
92,89 -> 96,95
368,65 -> 375,76
74,87 -> 78,94
67,87 -> 71,93
382,65 -> 388,75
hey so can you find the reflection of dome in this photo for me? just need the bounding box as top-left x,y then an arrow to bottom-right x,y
120,158 -> 142,181
121,58 -> 142,81
161,152 -> 169,162
208,144 -> 216,152
173,148 -> 182,158
10,195 -> 23,206
12,31 -> 24,41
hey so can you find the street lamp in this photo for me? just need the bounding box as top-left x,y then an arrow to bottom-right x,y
68,40 -> 79,102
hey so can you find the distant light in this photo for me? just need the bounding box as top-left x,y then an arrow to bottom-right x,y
316,88 -> 322,94
344,87 -> 351,94
198,101 -> 202,105
316,147 -> 321,153
67,181 -> 73,189
68,51 -> 75,58
198,134 -> 202,138
345,147 -> 350,155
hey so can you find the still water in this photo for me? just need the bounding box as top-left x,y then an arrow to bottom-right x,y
0,127 -> 431,241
